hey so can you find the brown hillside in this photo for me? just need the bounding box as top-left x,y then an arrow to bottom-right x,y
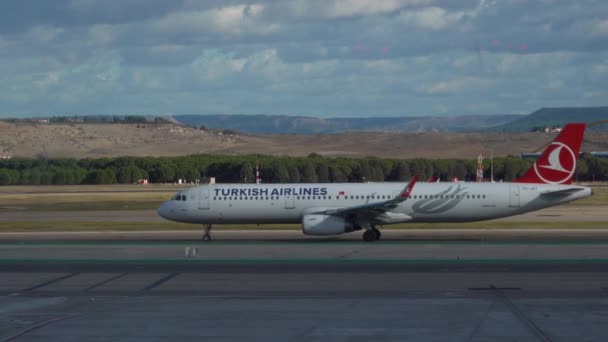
0,122 -> 605,159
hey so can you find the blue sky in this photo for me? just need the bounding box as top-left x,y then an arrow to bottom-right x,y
0,0 -> 607,117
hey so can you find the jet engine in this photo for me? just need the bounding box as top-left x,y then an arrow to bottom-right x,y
301,214 -> 359,235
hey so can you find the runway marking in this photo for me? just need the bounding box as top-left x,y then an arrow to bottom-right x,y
83,272 -> 129,292
1,314 -> 81,342
497,291 -> 552,341
20,273 -> 79,292
139,272 -> 179,292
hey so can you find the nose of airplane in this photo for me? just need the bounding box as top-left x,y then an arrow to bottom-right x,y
157,201 -> 170,220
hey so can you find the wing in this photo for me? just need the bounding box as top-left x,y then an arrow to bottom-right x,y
318,176 -> 418,221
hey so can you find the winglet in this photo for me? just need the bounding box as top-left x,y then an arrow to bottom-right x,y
400,176 -> 419,198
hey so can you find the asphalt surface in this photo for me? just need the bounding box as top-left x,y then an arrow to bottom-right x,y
4,227 -> 608,241
3,232 -> 608,341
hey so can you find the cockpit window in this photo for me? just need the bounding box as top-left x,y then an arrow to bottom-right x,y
172,194 -> 187,201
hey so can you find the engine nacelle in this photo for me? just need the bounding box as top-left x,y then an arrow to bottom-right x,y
302,214 -> 359,235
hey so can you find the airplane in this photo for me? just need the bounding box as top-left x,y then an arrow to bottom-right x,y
158,123 -> 592,242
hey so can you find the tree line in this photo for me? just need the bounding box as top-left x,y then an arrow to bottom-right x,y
0,153 -> 606,186
1,115 -> 171,124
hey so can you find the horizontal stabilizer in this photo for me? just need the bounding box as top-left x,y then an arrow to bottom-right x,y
540,188 -> 584,197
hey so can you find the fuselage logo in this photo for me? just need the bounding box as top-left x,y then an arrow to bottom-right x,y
411,185 -> 468,214
533,142 -> 576,184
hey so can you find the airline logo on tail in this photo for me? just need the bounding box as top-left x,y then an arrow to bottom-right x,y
534,142 -> 577,184
515,123 -> 586,185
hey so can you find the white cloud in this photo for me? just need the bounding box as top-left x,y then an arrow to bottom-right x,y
88,24 -> 118,46
593,19 -> 608,37
495,52 -> 575,74
32,72 -> 60,89
398,6 -> 463,31
153,4 -> 279,37
284,0 -> 430,19
26,26 -> 65,43
420,77 -> 491,95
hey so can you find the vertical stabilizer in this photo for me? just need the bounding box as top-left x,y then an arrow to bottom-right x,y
514,123 -> 586,184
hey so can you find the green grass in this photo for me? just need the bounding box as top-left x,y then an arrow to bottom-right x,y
570,186 -> 608,206
5,201 -> 166,211
0,220 -> 606,232
0,185 -> 604,211
0,191 -> 171,211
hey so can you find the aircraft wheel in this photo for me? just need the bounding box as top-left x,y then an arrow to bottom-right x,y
372,228 -> 381,241
363,230 -> 376,242
202,234 -> 212,241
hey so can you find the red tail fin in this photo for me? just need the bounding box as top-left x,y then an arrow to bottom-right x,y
514,123 -> 586,184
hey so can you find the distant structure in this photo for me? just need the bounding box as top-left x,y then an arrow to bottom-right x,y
476,152 -> 484,182
256,161 -> 261,184
137,179 -> 148,185
544,127 -> 562,133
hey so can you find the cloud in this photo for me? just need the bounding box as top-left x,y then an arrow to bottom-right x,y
281,0 -> 431,19
397,6 -> 465,31
0,0 -> 607,117
153,4 -> 279,37
420,77 -> 492,95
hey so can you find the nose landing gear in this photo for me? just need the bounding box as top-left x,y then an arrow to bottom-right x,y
202,224 -> 212,241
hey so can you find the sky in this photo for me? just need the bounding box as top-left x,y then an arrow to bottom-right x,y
0,0 -> 607,117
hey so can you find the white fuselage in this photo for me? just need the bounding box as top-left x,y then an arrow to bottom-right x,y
157,182 -> 591,225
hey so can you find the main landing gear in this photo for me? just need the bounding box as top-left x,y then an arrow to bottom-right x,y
362,226 -> 381,242
202,224 -> 212,241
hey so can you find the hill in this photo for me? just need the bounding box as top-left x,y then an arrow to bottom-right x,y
173,114 -> 521,134
491,107 -> 608,132
0,122 -> 606,159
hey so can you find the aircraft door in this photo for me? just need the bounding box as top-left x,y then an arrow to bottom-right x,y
199,187 -> 210,210
509,184 -> 520,207
284,194 -> 295,209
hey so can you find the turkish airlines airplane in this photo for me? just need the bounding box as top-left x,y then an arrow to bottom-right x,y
158,123 -> 592,241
